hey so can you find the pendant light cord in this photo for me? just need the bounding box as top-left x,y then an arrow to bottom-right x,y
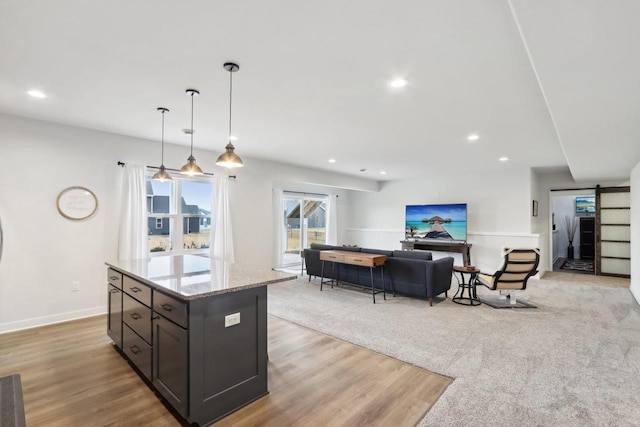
161,109 -> 166,163
190,92 -> 195,156
228,70 -> 233,140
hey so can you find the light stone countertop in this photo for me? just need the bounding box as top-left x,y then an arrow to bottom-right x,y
106,254 -> 296,301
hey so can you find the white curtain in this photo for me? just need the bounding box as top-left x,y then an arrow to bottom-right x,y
211,175 -> 235,262
272,189 -> 284,269
326,194 -> 338,245
118,162 -> 148,260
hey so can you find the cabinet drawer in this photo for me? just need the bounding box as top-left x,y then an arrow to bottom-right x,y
154,292 -> 188,328
320,252 -> 345,262
107,268 -> 122,289
123,275 -> 152,306
123,323 -> 152,381
107,285 -> 122,348
123,293 -> 152,344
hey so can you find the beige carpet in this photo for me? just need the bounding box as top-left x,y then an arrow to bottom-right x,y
267,272 -> 640,426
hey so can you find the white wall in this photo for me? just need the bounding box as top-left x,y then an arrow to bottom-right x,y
631,162 -> 640,305
344,168 -> 541,273
0,113 -> 377,333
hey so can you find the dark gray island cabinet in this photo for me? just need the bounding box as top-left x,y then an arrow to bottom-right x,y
105,255 -> 296,426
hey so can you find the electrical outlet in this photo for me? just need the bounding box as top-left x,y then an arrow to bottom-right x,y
224,312 -> 240,328
71,281 -> 80,292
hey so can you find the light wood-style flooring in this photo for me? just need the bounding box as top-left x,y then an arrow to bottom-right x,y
0,315 -> 451,427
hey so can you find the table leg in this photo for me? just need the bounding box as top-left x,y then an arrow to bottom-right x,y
320,260 -> 325,291
381,268 -> 386,301
370,266 -> 375,304
471,273 -> 478,298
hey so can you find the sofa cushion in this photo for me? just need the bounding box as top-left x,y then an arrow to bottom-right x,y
336,246 -> 362,253
392,250 -> 433,260
361,248 -> 394,257
310,243 -> 335,250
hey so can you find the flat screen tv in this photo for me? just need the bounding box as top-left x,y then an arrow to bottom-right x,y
405,203 -> 467,241
576,196 -> 595,213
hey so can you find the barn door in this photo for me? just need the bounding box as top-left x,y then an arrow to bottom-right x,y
596,186 -> 631,277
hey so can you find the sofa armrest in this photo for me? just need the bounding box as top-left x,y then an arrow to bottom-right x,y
425,257 -> 454,297
303,249 -> 324,277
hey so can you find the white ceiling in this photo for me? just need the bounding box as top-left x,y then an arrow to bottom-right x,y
0,0 -> 638,182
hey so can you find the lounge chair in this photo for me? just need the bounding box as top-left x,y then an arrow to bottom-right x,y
475,247 -> 540,308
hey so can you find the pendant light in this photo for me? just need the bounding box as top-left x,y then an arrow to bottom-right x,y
216,62 -> 244,168
180,89 -> 204,176
152,107 -> 172,181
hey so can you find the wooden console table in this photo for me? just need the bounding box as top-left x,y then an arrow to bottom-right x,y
319,250 -> 387,303
400,240 -> 472,266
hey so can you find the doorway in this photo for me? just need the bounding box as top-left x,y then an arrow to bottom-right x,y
281,193 -> 328,267
550,191 -> 596,275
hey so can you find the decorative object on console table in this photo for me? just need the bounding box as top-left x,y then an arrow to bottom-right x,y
564,216 -> 578,259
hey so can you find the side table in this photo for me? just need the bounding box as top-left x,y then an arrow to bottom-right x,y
452,266 -> 481,306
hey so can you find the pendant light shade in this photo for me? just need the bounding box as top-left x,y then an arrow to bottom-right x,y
152,107 -> 172,182
180,89 -> 204,176
216,62 -> 244,169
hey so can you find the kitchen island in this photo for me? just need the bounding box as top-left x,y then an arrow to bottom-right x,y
105,254 -> 296,426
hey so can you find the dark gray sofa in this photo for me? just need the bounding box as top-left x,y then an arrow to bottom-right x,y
303,244 -> 454,306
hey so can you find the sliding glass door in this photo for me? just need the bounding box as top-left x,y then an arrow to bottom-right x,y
282,193 -> 328,267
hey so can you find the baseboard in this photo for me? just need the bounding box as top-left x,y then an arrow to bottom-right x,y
0,306 -> 107,334
630,286 -> 640,307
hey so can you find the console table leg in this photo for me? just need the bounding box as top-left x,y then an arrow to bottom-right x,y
381,268 -> 386,301
320,260 -> 325,291
370,266 -> 375,304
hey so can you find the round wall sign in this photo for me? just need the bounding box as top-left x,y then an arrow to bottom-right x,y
56,186 -> 99,220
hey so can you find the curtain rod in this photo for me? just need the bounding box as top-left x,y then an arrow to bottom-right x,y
283,190 -> 330,197
117,161 -> 236,179
550,187 -> 597,192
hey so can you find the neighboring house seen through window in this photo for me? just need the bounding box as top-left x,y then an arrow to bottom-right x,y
146,172 -> 213,254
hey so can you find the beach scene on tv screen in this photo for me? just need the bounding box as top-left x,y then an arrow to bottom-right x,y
405,203 -> 467,241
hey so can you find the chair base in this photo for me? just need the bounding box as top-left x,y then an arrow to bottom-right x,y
479,297 -> 536,309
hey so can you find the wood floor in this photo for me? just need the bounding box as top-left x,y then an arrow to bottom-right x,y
0,315 -> 451,427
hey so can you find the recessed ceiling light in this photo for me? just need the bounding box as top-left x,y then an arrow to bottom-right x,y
467,134 -> 479,141
27,89 -> 47,99
229,135 -> 238,141
328,158 -> 336,163
499,157 -> 509,162
389,78 -> 407,88
380,171 -> 387,175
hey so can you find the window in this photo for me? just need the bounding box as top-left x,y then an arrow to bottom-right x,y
147,172 -> 213,255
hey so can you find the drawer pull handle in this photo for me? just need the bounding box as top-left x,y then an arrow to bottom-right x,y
160,303 -> 174,312
329,256 -> 337,259
109,276 -> 119,281
130,312 -> 142,320
130,286 -> 142,293
109,288 -> 119,294
353,259 -> 362,262
130,345 -> 141,354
